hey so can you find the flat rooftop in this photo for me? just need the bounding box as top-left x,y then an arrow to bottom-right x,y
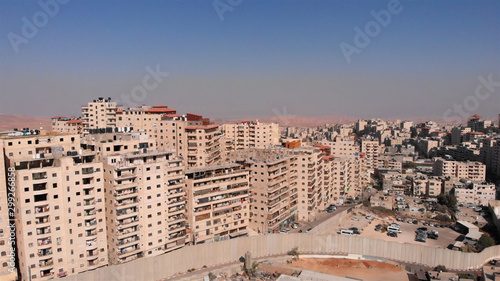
185,163 -> 241,174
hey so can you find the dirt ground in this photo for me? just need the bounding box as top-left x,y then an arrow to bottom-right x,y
286,258 -> 413,281
327,208 -> 460,248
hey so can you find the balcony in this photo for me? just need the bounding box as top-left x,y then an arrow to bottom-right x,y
37,237 -> 52,247
85,219 -> 98,229
35,216 -> 50,225
82,168 -> 94,175
168,214 -> 186,223
83,191 -> 96,200
168,223 -> 184,232
117,226 -> 139,237
86,238 -> 98,250
32,172 -> 47,180
33,183 -> 47,192
114,188 -> 138,198
116,171 -> 136,180
34,205 -> 50,215
117,245 -> 141,256
85,230 -> 97,238
116,207 -> 138,218
36,227 -> 51,236
40,270 -> 54,278
193,205 -> 211,213
37,248 -> 52,257
115,198 -> 139,207
38,258 -> 53,268
84,210 -> 97,218
117,235 -> 139,247
168,230 -> 186,240
167,196 -> 186,205
117,216 -> 139,228
87,249 -> 99,258
84,200 -> 95,209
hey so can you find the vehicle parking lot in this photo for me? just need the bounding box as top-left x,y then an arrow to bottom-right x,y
333,208 -> 461,248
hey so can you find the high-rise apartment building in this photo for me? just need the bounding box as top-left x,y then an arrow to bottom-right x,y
222,121 -> 279,152
229,149 -> 299,234
361,138 -> 381,172
82,97 -> 118,132
102,148 -> 188,264
0,133 -> 108,280
79,131 -> 187,264
433,157 -> 486,182
294,148 -> 323,221
185,164 -> 250,244
51,117 -> 83,135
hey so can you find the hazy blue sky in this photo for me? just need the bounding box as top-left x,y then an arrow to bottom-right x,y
1,0 -> 499,120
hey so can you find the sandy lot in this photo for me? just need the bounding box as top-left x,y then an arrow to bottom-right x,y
359,219 -> 460,248
287,258 -> 412,281
326,208 -> 461,248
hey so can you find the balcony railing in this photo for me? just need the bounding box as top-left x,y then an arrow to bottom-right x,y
117,236 -> 139,246
32,173 -> 47,180
82,168 -> 94,175
35,206 -> 50,214
39,259 -> 53,268
37,248 -> 52,257
37,238 -> 52,246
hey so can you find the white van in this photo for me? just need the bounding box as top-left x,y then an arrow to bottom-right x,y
340,229 -> 356,236
387,226 -> 402,233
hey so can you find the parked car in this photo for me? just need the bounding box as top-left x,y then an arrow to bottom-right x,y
349,227 -> 361,234
387,231 -> 398,238
351,217 -> 359,221
417,227 -> 428,232
365,215 -> 372,220
279,229 -> 290,234
428,233 -> 439,239
415,236 -> 426,243
375,225 -> 382,231
388,226 -> 402,233
305,228 -> 313,233
412,220 -> 418,224
291,223 -> 299,229
340,229 -> 356,236
390,222 -> 400,227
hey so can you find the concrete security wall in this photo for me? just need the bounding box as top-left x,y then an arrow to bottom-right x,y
309,208 -> 351,234
60,234 -> 500,281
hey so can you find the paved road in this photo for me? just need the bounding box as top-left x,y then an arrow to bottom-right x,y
290,205 -> 353,233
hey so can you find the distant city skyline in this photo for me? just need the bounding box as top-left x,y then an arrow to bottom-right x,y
0,0 -> 499,120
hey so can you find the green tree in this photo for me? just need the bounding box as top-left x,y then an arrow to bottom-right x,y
437,194 -> 457,212
478,234 -> 496,251
288,247 -> 299,259
434,265 -> 447,272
